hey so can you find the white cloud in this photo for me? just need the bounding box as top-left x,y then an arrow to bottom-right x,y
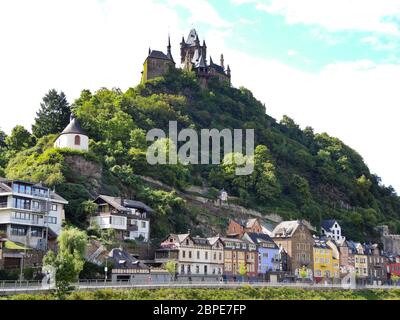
232,0 -> 400,34
287,50 -> 298,56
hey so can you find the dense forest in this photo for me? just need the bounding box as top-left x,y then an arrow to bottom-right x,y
1,70 -> 400,242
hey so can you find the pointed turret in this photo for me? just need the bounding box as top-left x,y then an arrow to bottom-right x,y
227,64 -> 231,77
220,54 -> 225,69
195,33 -> 200,47
148,47 -> 151,56
166,35 -> 174,63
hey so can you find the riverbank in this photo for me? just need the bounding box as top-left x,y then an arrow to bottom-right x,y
2,287 -> 400,300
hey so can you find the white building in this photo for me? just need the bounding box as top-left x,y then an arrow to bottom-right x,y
155,234 -> 224,280
0,178 -> 68,249
321,219 -> 345,242
54,116 -> 89,151
91,195 -> 151,242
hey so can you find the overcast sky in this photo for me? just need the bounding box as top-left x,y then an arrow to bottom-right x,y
1,0 -> 400,192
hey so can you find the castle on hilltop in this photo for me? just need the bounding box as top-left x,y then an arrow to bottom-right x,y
141,29 -> 231,87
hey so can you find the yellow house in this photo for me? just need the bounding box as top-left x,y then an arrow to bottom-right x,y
325,239 -> 341,280
349,241 -> 368,280
355,254 -> 368,278
313,238 -> 336,283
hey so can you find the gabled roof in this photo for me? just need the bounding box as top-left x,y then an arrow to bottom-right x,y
207,236 -> 222,246
108,248 -> 147,269
244,232 -> 278,249
321,219 -> 337,231
313,237 -> 330,249
95,195 -> 154,213
272,221 -> 301,238
60,117 -> 87,136
231,218 -> 259,229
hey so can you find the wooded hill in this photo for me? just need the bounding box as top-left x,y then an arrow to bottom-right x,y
1,70 -> 400,242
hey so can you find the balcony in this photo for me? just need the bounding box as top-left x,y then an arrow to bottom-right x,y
0,202 -> 8,209
91,215 -> 127,231
0,212 -> 45,227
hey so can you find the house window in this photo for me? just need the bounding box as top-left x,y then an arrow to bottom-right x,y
197,251 -> 200,259
31,227 -> 42,238
181,265 -> 185,274
51,204 -> 57,211
189,251 -> 192,259
32,201 -> 40,210
74,135 -> 81,146
196,265 -> 200,274
205,252 -> 208,260
182,251 -> 186,258
10,225 -> 27,236
141,221 -> 146,228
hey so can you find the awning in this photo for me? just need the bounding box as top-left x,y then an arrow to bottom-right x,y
4,241 -> 31,250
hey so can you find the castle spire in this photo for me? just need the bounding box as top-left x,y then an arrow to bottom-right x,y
220,54 -> 225,69
148,47 -> 151,56
167,34 -> 174,63
227,64 -> 231,77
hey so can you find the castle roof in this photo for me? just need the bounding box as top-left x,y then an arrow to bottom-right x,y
209,56 -> 225,73
186,29 -> 199,46
61,117 -> 87,136
195,54 -> 207,68
148,50 -> 172,61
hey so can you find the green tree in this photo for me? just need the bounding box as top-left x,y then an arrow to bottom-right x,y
238,262 -> 247,280
42,227 -> 87,299
289,174 -> 312,207
0,128 -> 7,148
5,125 -> 35,152
164,261 -> 177,281
32,89 -> 71,138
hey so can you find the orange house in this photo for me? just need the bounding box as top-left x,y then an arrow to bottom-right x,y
227,218 -> 262,238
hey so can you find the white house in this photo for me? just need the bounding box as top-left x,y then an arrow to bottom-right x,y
0,178 -> 68,249
54,116 -> 89,151
91,195 -> 152,242
321,219 -> 345,242
155,234 -> 224,280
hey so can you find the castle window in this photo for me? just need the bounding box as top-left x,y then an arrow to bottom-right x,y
74,135 -> 81,146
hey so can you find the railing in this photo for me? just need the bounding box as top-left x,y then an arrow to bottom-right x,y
1,279 -> 400,295
0,203 -> 8,208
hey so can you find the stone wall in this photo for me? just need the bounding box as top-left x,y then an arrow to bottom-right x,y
377,225 -> 400,255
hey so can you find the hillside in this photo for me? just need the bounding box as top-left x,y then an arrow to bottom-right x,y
3,69 -> 400,242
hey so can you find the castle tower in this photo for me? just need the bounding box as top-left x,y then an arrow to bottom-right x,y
141,36 -> 175,83
54,115 -> 89,151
